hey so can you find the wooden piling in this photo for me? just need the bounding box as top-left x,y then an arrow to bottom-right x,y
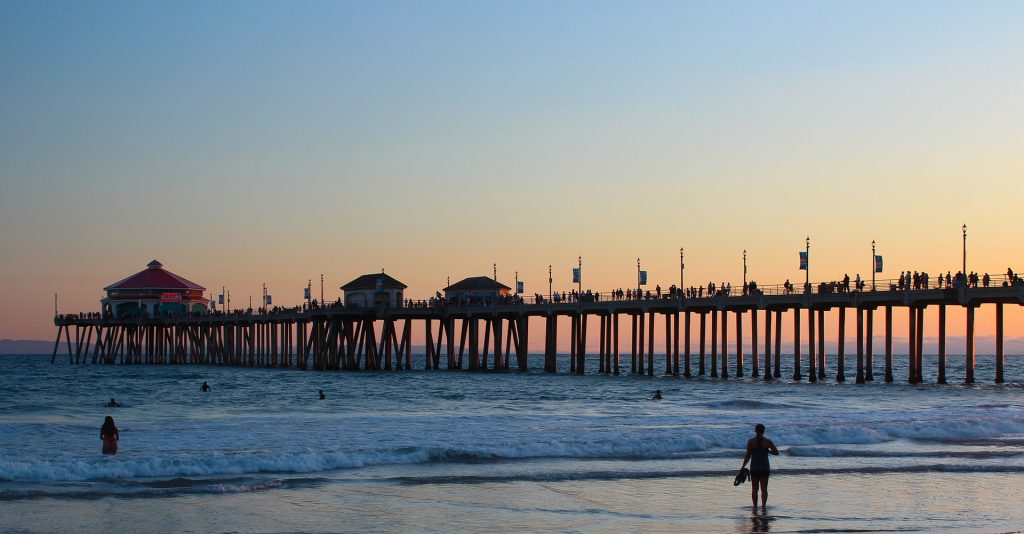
996,303 -> 1004,384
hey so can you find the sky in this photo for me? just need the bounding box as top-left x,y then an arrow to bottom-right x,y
1,0 -> 1023,342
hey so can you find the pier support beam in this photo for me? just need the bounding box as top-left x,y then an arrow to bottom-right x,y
751,309 -> 759,378
996,303 -> 1004,384
885,306 -> 893,383
818,309 -> 826,380
808,308 -> 817,382
915,307 -> 924,384
792,308 -> 801,381
721,309 -> 729,379
865,309 -> 874,381
735,310 -> 744,377
908,307 -> 917,383
937,305 -> 947,384
763,309 -> 772,381
836,307 -> 846,382
774,310 -> 782,378
856,308 -> 865,384
699,312 -> 706,376
710,311 -> 718,377
965,305 -> 975,384
613,313 -> 620,375
683,312 -> 691,377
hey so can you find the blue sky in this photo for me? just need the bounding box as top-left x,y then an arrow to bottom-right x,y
2,1 -> 1023,338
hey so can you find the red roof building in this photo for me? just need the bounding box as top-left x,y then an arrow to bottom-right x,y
101,260 -> 209,318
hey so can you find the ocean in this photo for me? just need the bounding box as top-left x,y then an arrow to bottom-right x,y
1,353 -> 1022,533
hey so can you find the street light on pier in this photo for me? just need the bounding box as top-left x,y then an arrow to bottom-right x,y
962,224 -> 967,276
548,265 -> 552,302
871,240 -> 876,291
636,257 -> 641,297
493,263 -> 497,281
743,249 -> 747,294
577,256 -> 582,296
680,247 -> 684,292
805,237 -> 811,293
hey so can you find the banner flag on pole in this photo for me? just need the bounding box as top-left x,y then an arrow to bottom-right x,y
264,294 -> 272,305
799,251 -> 808,270
874,255 -> 883,273
572,268 -> 580,284
516,281 -> 524,294
304,287 -> 311,299
218,293 -> 224,305
639,271 -> 648,285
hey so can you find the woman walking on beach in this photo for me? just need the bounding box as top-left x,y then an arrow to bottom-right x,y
740,423 -> 778,510
100,416 -> 119,455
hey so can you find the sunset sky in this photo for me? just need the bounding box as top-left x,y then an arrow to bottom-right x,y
2,1 -> 1022,344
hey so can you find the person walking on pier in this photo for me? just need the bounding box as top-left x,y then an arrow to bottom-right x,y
101,416 -> 119,455
740,423 -> 779,511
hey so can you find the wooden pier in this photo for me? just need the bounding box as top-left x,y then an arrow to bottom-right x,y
53,283 -> 1023,384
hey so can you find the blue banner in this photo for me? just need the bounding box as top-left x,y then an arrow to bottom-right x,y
264,294 -> 272,305
799,251 -> 808,270
304,287 -> 311,299
516,281 -> 524,294
639,271 -> 648,285
572,268 -> 580,284
218,293 -> 224,305
874,255 -> 883,273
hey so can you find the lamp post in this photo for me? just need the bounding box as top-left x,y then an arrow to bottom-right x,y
515,271 -> 519,295
577,256 -> 582,297
493,263 -> 497,281
320,273 -> 324,304
962,224 -> 967,276
743,249 -> 747,294
548,265 -> 552,301
636,257 -> 641,297
871,240 -> 876,291
805,237 -> 811,293
680,247 -> 684,292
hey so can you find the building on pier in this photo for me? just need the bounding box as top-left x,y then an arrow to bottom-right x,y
101,260 -> 209,318
341,273 -> 407,307
444,276 -> 511,303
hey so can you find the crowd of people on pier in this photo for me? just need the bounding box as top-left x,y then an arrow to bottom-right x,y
58,267 -> 1024,323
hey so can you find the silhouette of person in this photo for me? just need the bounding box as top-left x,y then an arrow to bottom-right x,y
200,381 -> 211,392
106,398 -> 120,408
319,389 -> 326,400
652,389 -> 662,400
101,416 -> 119,455
741,423 -> 779,511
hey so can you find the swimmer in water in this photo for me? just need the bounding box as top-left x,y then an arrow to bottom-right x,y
101,416 -> 119,455
106,398 -> 121,408
201,381 -> 211,392
652,389 -> 662,400
319,389 -> 326,400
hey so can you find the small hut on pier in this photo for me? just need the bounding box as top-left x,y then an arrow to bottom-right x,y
101,260 -> 208,318
341,273 -> 407,308
444,276 -> 511,303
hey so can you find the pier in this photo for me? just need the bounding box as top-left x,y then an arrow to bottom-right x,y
53,278 -> 1024,384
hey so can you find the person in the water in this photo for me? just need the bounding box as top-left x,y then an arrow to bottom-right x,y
200,381 -> 211,392
105,398 -> 121,408
651,389 -> 662,400
740,423 -> 779,510
319,389 -> 326,400
100,416 -> 119,455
